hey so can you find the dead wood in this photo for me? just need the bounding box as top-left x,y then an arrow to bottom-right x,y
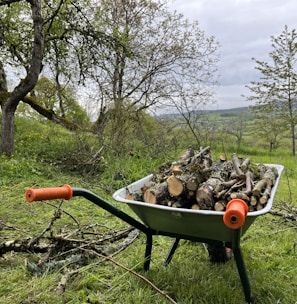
167,175 -> 184,197
240,158 -> 250,172
231,153 -> 245,179
144,182 -> 168,204
259,185 -> 272,205
252,179 -> 267,197
127,148 -> 279,212
214,200 -> 227,211
245,171 -> 253,195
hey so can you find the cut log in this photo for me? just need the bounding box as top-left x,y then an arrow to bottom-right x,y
240,158 -> 250,172
125,190 -> 143,202
259,185 -> 272,205
231,153 -> 245,179
167,175 -> 184,197
141,181 -> 155,193
185,174 -> 200,191
177,147 -> 195,165
250,195 -> 258,206
230,192 -> 250,201
171,165 -> 183,176
143,182 -> 168,204
196,177 -> 222,210
256,202 -> 264,211
214,200 -> 227,211
219,154 -> 227,162
263,167 -> 278,186
252,179 -> 267,197
245,171 -> 253,195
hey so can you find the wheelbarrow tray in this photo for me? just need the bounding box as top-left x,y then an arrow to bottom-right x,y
113,164 -> 284,243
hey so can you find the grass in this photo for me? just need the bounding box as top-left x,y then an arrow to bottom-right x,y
1,116 -> 297,303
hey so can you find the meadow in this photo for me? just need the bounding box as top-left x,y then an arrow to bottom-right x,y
0,114 -> 297,304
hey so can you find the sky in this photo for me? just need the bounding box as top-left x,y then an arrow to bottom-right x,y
169,0 -> 297,110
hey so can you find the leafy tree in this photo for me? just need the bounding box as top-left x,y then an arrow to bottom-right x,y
17,77 -> 91,127
82,0 -> 219,149
0,0 -> 104,155
0,0 -> 219,156
251,104 -> 287,152
222,114 -> 247,151
246,25 -> 297,155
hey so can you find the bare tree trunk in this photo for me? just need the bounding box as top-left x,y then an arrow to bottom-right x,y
1,104 -> 17,156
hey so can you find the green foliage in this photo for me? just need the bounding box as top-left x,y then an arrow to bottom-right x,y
247,25 -> 297,155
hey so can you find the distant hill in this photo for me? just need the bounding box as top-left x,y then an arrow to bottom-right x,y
204,107 -> 249,114
156,106 -> 250,119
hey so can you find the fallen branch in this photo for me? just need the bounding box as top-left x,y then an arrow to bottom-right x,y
83,249 -> 178,304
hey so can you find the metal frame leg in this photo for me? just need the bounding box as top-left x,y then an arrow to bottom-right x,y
232,229 -> 253,303
144,234 -> 153,271
163,238 -> 180,266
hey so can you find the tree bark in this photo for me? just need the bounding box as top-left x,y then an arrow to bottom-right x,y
1,105 -> 17,156
0,0 -> 44,156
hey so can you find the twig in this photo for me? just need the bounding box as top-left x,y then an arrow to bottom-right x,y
42,201 -> 80,227
28,200 -> 64,247
82,248 -> 178,304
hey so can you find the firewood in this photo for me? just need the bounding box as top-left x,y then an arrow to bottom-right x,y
263,167 -> 278,186
231,153 -> 245,179
171,165 -> 183,175
214,200 -> 227,211
196,177 -> 222,210
252,179 -> 267,197
185,174 -> 200,191
240,158 -> 250,172
214,179 -> 238,194
259,185 -> 272,205
127,147 -> 279,213
250,195 -> 258,206
167,175 -> 184,197
219,154 -> 227,162
245,170 -> 253,195
144,182 -> 168,204
125,190 -> 143,202
177,147 -> 195,165
141,181 -> 155,193
256,202 -> 264,211
230,192 -> 250,202
216,188 -> 228,199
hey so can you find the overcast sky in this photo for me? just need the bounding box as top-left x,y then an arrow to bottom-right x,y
169,0 -> 297,110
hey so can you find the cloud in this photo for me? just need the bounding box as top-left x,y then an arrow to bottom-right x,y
169,0 -> 297,109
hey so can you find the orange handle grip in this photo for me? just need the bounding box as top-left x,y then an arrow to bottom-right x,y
25,185 -> 73,203
223,199 -> 248,229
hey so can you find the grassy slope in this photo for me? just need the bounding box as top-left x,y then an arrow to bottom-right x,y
1,117 -> 297,304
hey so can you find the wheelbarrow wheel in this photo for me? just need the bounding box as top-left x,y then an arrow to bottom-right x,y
207,242 -> 232,263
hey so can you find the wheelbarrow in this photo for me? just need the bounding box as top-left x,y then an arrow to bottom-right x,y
25,164 -> 284,303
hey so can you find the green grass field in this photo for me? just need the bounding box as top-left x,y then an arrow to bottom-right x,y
1,117 -> 297,304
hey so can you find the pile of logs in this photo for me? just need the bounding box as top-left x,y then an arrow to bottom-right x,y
126,146 -> 279,212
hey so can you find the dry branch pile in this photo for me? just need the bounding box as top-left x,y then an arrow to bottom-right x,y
126,147 -> 279,212
0,202 -> 139,294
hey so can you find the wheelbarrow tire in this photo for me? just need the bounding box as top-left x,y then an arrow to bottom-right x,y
207,242 -> 232,263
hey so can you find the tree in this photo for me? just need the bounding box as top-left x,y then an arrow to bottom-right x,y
0,0 -> 219,156
0,0 -> 44,156
251,103 -> 286,152
0,0 -> 104,155
17,77 -> 91,127
246,25 -> 297,155
223,114 -> 247,151
81,0 -> 219,149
